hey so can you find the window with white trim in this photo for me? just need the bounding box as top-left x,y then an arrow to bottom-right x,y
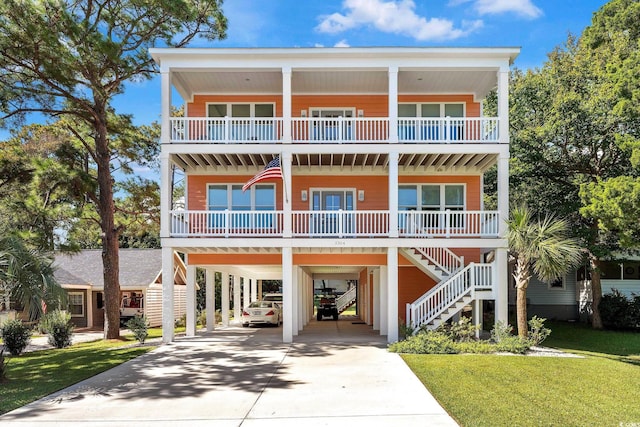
207,184 -> 276,228
398,103 -> 465,118
399,184 -> 465,229
68,292 -> 84,317
547,277 -> 565,290
206,103 -> 275,118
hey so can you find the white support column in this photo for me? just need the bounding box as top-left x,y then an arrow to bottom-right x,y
282,247 -> 293,343
386,248 -> 399,343
388,152 -> 399,238
282,67 -> 292,144
373,268 -> 381,331
293,266 -> 299,335
250,277 -> 258,302
495,248 -> 509,325
497,68 -> 510,144
233,275 -> 241,323
221,273 -> 230,327
205,269 -> 215,331
186,263 -> 197,337
161,247 -> 175,343
243,278 -> 250,308
388,66 -> 398,143
474,298 -> 482,339
497,155 -> 510,238
379,265 -> 388,334
160,69 -> 172,239
282,152 -> 293,238
297,267 -> 304,333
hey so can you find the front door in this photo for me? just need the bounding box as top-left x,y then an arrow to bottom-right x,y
310,108 -> 355,141
312,190 -> 354,235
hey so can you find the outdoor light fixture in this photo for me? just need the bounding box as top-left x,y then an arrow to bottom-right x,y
358,190 -> 365,201
301,190 -> 308,201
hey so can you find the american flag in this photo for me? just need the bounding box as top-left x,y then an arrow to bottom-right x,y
242,156 -> 282,192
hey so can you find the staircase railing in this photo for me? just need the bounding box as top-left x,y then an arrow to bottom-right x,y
406,262 -> 494,330
412,247 -> 464,276
336,287 -> 357,313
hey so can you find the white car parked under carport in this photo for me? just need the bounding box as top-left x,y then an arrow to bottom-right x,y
241,301 -> 282,327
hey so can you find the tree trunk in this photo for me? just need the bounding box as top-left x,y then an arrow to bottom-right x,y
516,281 -> 528,338
514,260 -> 530,338
589,256 -> 603,329
95,118 -> 120,340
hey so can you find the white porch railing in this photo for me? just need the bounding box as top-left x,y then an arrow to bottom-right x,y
292,210 -> 389,237
170,210 -> 284,237
169,210 -> 499,238
336,287 -> 357,313
406,262 -> 494,329
398,210 -> 499,237
169,117 -> 501,143
170,117 -> 283,143
291,117 -> 389,143
398,117 -> 499,143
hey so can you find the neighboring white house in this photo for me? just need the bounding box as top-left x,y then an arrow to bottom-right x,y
510,260 -> 640,321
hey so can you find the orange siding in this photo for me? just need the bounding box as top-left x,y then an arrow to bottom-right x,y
187,94 -> 479,118
187,175 -> 284,211
398,95 -> 480,117
188,95 -> 283,117
188,174 -> 481,211
293,95 -> 388,117
189,253 -> 282,265
295,253 -> 386,266
293,175 -> 388,211
398,266 -> 438,323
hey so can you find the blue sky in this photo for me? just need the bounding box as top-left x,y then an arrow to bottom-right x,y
4,0 -> 611,179
118,0 -> 609,128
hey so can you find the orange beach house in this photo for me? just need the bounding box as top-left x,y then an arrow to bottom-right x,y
150,46 -> 518,343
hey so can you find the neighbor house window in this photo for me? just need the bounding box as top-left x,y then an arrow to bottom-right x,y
547,277 -> 565,290
68,292 -> 84,317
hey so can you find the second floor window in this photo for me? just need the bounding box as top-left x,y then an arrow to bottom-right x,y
208,184 -> 275,211
399,184 -> 465,211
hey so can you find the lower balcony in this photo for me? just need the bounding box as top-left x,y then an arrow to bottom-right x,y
169,210 -> 500,238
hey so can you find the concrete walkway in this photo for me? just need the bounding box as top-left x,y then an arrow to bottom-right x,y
1,319 -> 458,426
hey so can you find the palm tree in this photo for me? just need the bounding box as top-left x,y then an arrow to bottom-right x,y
507,205 -> 582,338
0,234 -> 64,320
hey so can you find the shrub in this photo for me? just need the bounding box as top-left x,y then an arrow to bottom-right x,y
527,315 -> 551,346
389,330 -> 457,354
40,310 -> 74,349
174,313 -> 186,328
438,316 -> 478,342
0,319 -> 32,355
490,321 -> 514,343
600,289 -> 632,329
126,316 -> 149,344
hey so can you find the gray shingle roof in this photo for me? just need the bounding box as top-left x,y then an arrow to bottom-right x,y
53,249 -> 163,287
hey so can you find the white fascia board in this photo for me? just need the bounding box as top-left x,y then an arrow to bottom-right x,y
164,237 -> 507,249
149,47 -> 520,67
163,143 -> 509,157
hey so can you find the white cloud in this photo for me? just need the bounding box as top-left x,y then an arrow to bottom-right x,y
334,39 -> 351,47
316,0 -> 483,41
449,0 -> 543,19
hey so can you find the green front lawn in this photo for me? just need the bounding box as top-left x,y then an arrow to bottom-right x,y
402,322 -> 640,427
0,338 -> 155,415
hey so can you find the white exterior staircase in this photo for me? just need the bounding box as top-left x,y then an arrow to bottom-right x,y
402,246 -> 495,331
336,287 -> 357,314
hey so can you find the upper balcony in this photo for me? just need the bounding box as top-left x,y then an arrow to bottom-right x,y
169,116 -> 501,145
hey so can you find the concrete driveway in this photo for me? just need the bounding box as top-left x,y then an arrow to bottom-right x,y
1,319 -> 458,426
